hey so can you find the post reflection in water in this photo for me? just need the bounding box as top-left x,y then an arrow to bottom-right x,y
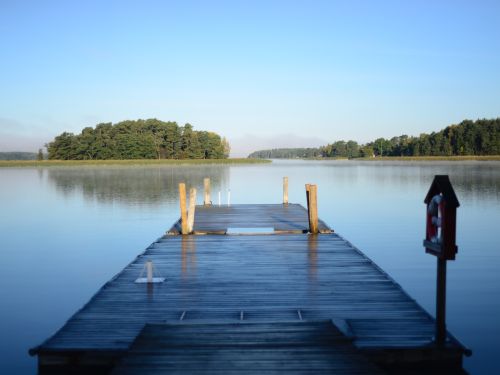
306,234 -> 319,306
307,234 -> 318,281
181,236 -> 197,280
146,282 -> 154,299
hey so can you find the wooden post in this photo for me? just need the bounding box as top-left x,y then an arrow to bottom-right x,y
179,183 -> 188,235
203,178 -> 211,205
309,184 -> 318,234
305,184 -> 311,230
436,257 -> 447,346
187,188 -> 197,233
283,177 -> 289,205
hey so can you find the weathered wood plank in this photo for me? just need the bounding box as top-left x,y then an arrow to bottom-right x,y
111,321 -> 385,374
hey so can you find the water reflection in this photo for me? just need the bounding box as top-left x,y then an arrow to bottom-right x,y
44,161 -> 500,208
47,166 -> 230,206
37,168 -> 44,181
307,234 -> 318,281
181,236 -> 197,280
332,160 -> 500,201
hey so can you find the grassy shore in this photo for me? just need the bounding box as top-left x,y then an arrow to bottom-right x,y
0,158 -> 271,168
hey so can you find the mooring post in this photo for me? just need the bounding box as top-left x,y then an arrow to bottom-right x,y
436,257 -> 447,346
227,189 -> 231,206
204,178 -> 211,205
179,183 -> 188,234
283,177 -> 289,205
146,260 -> 153,283
305,184 -> 311,229
309,184 -> 319,234
187,187 -> 197,233
218,191 -> 221,206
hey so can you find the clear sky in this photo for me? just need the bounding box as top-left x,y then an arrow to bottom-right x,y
1,0 -> 499,156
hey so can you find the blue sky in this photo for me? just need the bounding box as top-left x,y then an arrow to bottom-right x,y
1,0 -> 499,155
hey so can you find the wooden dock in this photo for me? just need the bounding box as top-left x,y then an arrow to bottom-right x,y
31,201 -> 469,374
167,204 -> 332,234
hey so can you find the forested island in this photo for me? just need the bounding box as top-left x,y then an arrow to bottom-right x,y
47,119 -> 230,160
249,119 -> 500,159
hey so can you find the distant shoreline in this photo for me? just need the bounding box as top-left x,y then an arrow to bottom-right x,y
359,155 -> 500,161
2,155 -> 500,168
0,158 -> 270,168
265,155 -> 500,161
313,155 -> 500,161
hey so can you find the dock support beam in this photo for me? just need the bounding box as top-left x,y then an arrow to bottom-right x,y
187,188 -> 197,233
306,184 -> 318,234
436,257 -> 447,346
204,178 -> 211,206
179,183 -> 188,234
283,177 -> 288,205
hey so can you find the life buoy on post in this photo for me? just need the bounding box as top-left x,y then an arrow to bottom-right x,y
423,175 -> 459,260
427,194 -> 443,244
423,175 -> 461,348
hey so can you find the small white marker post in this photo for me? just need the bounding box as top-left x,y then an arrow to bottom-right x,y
227,189 -> 231,206
135,260 -> 165,284
218,191 -> 221,206
203,178 -> 211,206
146,260 -> 153,283
283,176 -> 289,205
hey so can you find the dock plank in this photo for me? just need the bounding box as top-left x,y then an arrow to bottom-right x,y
111,321 -> 385,374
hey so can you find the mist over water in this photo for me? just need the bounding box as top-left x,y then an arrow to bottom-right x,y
0,160 -> 499,374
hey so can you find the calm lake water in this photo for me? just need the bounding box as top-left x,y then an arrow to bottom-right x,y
0,160 -> 499,374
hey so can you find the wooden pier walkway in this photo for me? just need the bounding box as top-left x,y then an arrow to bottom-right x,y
31,203 -> 468,374
111,321 -> 384,375
167,203 -> 332,234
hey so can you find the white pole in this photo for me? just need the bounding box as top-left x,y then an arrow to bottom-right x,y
146,260 -> 153,283
218,191 -> 221,206
227,189 -> 231,206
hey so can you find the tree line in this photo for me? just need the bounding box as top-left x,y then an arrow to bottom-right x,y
247,148 -> 322,159
248,119 -> 500,159
47,119 -> 230,160
0,152 -> 37,160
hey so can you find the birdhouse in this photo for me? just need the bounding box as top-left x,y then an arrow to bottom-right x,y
423,175 -> 460,260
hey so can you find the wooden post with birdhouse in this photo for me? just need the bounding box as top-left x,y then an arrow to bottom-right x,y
423,175 -> 460,347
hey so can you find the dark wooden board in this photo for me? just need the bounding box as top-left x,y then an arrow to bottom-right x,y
111,321 -> 385,374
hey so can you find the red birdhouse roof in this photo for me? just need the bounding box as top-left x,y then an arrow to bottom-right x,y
424,175 -> 460,207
